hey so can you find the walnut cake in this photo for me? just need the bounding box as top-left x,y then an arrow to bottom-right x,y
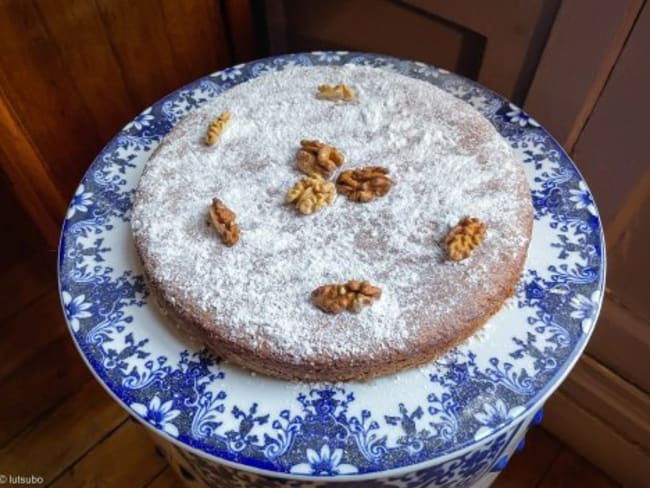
131,65 -> 534,382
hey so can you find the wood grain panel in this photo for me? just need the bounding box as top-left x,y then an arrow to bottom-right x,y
538,448 -> 618,488
0,289 -> 63,380
607,195 -> 650,323
397,0 -> 560,102
0,75 -> 68,248
145,467 -> 183,488
0,176 -> 49,266
35,0 -> 138,143
571,2 -> 650,226
0,0 -> 105,198
493,428 -> 562,487
280,0 -> 485,80
93,0 -> 190,111
567,3 -> 650,391
0,0 -> 238,239
588,296 -> 650,392
524,0 -> 643,149
160,0 -> 232,79
0,334 -> 90,445
224,0 -> 261,62
0,252 -> 56,324
0,380 -> 127,484
560,354 -> 649,451
50,419 -> 166,488
273,0 -> 560,101
94,0 -> 230,110
544,389 -> 647,487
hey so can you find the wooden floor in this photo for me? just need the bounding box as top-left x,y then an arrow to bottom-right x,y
0,187 -> 619,487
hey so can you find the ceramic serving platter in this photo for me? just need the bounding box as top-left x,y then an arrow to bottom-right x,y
58,52 -> 605,482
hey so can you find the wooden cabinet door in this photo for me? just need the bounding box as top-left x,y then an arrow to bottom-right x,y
570,2 -> 650,393
266,0 -> 559,103
0,0 -> 260,248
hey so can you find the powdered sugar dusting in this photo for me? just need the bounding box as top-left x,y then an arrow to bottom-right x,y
131,65 -> 532,363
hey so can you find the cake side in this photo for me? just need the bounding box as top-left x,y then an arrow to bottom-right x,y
138,241 -> 529,382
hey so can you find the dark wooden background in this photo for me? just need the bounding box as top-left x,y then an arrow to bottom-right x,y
0,0 -> 264,248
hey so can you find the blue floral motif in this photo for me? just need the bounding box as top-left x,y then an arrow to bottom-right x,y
61,291 -> 92,332
131,395 -> 181,437
411,60 -> 445,79
171,425 -> 520,487
125,107 -> 154,131
504,103 -> 540,127
290,444 -> 358,475
66,184 -> 93,219
58,52 -> 605,485
570,290 -> 600,333
473,399 -> 525,441
570,180 -> 598,216
249,55 -> 313,77
312,51 -> 348,62
217,64 -> 245,81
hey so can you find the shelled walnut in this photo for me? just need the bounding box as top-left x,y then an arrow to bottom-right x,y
336,166 -> 392,203
208,198 -> 240,246
316,84 -> 356,102
205,111 -> 231,146
311,280 -> 382,314
296,139 -> 344,178
286,175 -> 337,215
443,217 -> 486,261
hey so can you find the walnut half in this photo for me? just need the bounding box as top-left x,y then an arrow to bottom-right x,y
296,139 -> 344,178
444,217 -> 486,261
316,84 -> 356,102
336,166 -> 392,203
312,280 -> 382,314
286,175 -> 337,215
208,198 -> 240,246
205,111 -> 231,146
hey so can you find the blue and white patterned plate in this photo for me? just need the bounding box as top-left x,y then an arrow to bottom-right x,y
58,52 -> 605,482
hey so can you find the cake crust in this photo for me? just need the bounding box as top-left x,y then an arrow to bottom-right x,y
131,65 -> 534,382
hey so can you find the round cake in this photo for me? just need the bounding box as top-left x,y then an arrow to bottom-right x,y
131,64 -> 533,382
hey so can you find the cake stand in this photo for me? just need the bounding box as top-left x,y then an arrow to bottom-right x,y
58,52 -> 605,488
